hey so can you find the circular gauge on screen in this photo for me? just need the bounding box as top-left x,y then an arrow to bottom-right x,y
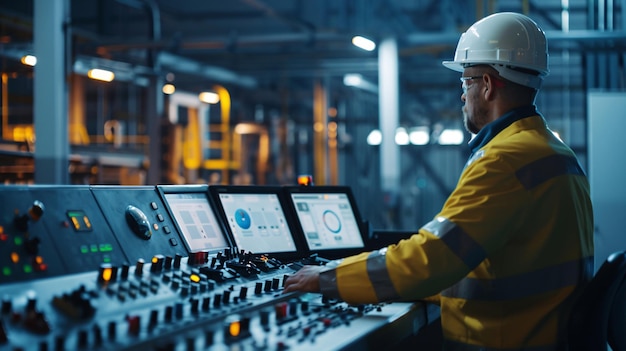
322,210 -> 342,234
234,209 -> 251,229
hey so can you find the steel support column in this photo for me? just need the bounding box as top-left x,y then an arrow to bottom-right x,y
378,37 -> 400,193
34,0 -> 69,184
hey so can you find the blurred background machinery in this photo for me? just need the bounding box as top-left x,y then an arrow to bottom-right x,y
0,0 -> 625,232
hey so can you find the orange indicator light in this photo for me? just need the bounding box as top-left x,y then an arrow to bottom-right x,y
71,217 -> 81,230
101,267 -> 113,282
83,216 -> 92,229
10,252 -> 19,264
229,321 -> 241,337
297,175 -> 313,186
190,274 -> 201,283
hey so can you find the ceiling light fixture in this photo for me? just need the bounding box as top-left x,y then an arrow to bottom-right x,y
352,36 -> 376,51
199,91 -> 220,104
366,129 -> 382,146
343,74 -> 379,93
162,83 -> 176,95
395,127 -> 410,145
409,127 -> 430,145
438,129 -> 465,145
87,68 -> 115,82
21,55 -> 37,66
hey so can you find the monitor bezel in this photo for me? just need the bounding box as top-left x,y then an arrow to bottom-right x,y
157,184 -> 233,255
282,185 -> 368,260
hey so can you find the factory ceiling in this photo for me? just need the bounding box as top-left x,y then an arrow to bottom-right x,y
1,0 -> 625,111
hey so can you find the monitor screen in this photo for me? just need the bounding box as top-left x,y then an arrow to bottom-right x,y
163,192 -> 230,253
212,188 -> 298,254
288,187 -> 365,251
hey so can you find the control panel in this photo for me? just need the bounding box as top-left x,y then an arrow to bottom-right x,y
0,185 -> 438,351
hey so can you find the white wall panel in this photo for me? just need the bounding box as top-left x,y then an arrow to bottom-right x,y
588,92 -> 626,271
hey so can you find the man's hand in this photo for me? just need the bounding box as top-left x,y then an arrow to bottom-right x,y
283,265 -> 324,293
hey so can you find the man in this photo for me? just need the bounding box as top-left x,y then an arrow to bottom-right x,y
283,12 -> 594,350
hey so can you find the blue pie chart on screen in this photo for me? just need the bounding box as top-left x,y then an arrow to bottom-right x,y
234,209 -> 251,229
322,210 -> 342,234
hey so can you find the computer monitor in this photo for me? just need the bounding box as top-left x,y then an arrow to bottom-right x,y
158,185 -> 231,253
208,185 -> 302,258
283,186 -> 367,259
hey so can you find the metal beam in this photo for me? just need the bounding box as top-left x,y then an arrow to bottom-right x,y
34,0 -> 69,184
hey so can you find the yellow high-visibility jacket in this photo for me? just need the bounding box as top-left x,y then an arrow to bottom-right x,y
319,105 -> 594,350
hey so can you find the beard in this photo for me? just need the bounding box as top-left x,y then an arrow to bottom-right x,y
463,110 -> 480,134
463,107 -> 480,134
462,104 -> 489,134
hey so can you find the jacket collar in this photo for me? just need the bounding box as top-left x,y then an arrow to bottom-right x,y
468,105 -> 540,154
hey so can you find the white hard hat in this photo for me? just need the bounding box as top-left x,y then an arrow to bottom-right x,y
442,12 -> 549,89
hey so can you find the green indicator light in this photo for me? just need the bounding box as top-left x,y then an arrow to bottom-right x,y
23,265 -> 33,273
14,237 -> 23,245
103,256 -> 111,263
2,267 -> 11,276
90,245 -> 98,253
99,244 -> 113,252
80,246 -> 89,254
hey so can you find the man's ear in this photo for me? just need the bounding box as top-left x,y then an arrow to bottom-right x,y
483,74 -> 500,101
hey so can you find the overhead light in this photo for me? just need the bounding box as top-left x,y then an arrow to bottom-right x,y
199,91 -> 219,104
87,68 -> 115,82
343,73 -> 378,93
162,83 -> 176,95
343,73 -> 362,86
366,129 -> 382,146
438,129 -> 465,145
409,127 -> 430,145
395,127 -> 410,145
21,55 -> 37,66
352,36 -> 376,51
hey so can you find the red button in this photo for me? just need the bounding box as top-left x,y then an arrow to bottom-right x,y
127,315 -> 140,335
275,302 -> 289,319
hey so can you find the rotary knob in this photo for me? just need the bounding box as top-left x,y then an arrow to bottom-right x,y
14,200 -> 45,232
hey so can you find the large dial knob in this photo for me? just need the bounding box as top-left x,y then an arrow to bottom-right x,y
125,205 -> 151,239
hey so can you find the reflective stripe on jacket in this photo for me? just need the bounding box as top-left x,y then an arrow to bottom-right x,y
319,106 -> 594,350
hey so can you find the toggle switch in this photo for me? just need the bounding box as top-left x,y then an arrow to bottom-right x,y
77,329 -> 88,349
264,280 -> 272,293
93,324 -> 103,346
201,297 -> 211,311
174,254 -> 183,269
149,309 -> 159,328
239,286 -> 248,300
164,256 -> 173,270
135,259 -> 145,276
150,255 -> 164,273
120,263 -> 130,280
107,321 -> 117,340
